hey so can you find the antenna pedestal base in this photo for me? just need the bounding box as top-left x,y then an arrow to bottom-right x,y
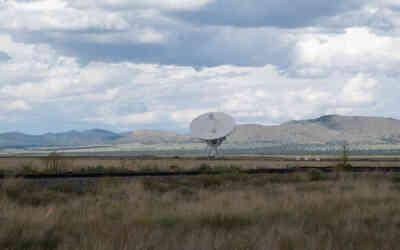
205,137 -> 226,159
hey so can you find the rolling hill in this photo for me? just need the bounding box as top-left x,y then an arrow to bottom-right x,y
0,129 -> 123,149
227,115 -> 400,145
2,115 -> 400,150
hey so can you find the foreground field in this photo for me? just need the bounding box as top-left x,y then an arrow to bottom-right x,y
1,171 -> 400,250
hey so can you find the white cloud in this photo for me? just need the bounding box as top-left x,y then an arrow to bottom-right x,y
120,112 -> 160,124
67,0 -> 214,10
1,0 -> 129,31
295,27 -> 400,76
86,111 -> 161,127
341,74 -> 377,104
79,28 -> 165,44
4,100 -> 31,111
0,0 -> 177,48
7,0 -> 67,11
380,0 -> 400,7
0,24 -> 399,133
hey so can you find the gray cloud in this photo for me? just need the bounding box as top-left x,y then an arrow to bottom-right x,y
0,51 -> 10,61
0,0 -> 373,69
170,0 -> 365,28
12,25 -> 295,68
1,0 -> 400,134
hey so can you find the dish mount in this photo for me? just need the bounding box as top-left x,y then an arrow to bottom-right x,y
190,112 -> 235,158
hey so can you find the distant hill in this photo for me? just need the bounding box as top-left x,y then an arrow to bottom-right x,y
115,130 -> 197,145
0,129 -> 122,149
228,115 -> 400,145
2,115 -> 400,150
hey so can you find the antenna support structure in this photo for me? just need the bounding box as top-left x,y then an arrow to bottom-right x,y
190,112 -> 235,159
204,136 -> 226,158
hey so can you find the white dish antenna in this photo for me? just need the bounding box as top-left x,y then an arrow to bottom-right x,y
190,112 -> 235,158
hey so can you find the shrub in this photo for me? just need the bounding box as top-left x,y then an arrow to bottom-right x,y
0,224 -> 61,250
0,168 -> 16,176
391,174 -> 400,183
336,163 -> 352,169
142,178 -> 170,193
197,175 -> 223,188
168,165 -> 181,171
158,215 -> 182,228
1,178 -> 95,206
138,166 -> 162,173
198,163 -> 212,172
41,152 -> 68,174
18,165 -> 39,175
200,213 -> 253,230
2,179 -> 66,206
293,171 -> 309,182
308,169 -> 328,181
48,182 -> 95,195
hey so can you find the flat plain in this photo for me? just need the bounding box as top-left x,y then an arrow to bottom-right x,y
1,155 -> 400,173
1,155 -> 400,250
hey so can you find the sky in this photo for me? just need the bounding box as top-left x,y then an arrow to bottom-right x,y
0,0 -> 400,134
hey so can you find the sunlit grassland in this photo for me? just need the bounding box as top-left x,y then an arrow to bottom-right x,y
1,170 -> 400,250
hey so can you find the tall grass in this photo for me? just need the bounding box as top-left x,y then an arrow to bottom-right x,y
0,172 -> 400,249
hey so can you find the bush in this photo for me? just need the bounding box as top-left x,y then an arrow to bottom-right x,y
198,163 -> 212,172
169,165 -> 180,171
18,165 -> 39,175
0,224 -> 61,250
1,178 -> 95,206
138,166 -> 162,173
80,165 -> 132,174
293,172 -> 309,182
41,152 -> 68,174
200,213 -> 253,230
197,175 -> 223,188
142,178 -> 170,193
308,169 -> 328,181
48,182 -> 95,195
336,163 -> 352,169
391,174 -> 400,183
2,179 -> 66,206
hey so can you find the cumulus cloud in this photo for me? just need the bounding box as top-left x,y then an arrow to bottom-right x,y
341,74 -> 377,104
1,0 -> 129,31
294,27 -> 400,76
171,0 -> 365,28
68,0 -> 214,10
1,33 -> 397,134
0,0 -> 400,134
0,51 -> 10,61
0,0 -> 383,69
5,100 -> 31,111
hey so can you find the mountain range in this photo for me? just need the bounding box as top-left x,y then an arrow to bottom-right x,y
227,115 -> 400,145
2,115 -> 400,150
0,129 -> 123,149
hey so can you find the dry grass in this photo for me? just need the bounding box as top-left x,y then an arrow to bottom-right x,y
0,171 -> 400,250
2,156 -> 400,174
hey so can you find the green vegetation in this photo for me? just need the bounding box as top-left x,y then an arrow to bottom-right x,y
308,168 -> 329,181
0,159 -> 245,176
1,178 -> 96,206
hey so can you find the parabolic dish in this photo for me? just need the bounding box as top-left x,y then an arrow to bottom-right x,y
190,112 -> 235,140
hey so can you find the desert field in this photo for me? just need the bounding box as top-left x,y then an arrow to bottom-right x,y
1,170 -> 400,250
1,155 -> 400,174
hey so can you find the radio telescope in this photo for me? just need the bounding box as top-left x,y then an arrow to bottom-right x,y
190,112 -> 235,158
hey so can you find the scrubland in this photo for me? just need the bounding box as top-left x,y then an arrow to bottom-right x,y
1,155 -> 400,174
1,169 -> 400,250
